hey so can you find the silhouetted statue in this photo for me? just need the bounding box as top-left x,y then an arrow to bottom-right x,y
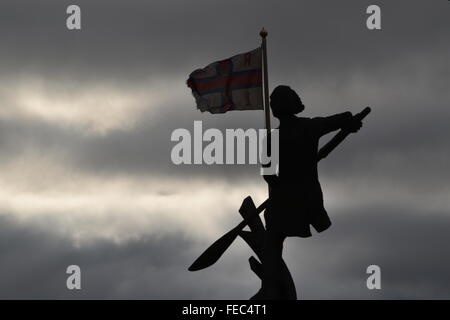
188,85 -> 370,300
256,85 -> 363,299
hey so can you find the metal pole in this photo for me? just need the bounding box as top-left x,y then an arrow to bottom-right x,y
260,28 -> 271,157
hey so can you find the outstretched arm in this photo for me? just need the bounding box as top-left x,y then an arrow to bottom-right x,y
312,111 -> 362,137
317,107 -> 371,161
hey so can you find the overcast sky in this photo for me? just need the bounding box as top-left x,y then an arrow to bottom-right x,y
0,0 -> 449,299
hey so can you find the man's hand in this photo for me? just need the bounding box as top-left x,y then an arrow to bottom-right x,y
345,116 -> 363,133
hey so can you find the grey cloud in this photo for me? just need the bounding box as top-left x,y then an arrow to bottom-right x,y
286,204 -> 450,299
0,0 -> 448,186
1,203 -> 450,299
0,0 -> 448,81
1,69 -> 448,190
0,213 -> 245,299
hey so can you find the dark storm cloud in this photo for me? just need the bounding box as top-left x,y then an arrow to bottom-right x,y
0,213 -> 237,299
0,0 -> 448,80
285,205 -> 450,299
0,0 -> 447,183
1,204 -> 450,299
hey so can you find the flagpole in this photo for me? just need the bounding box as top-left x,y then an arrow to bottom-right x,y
260,28 -> 271,156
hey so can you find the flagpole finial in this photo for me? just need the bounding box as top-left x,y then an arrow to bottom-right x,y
259,27 -> 268,38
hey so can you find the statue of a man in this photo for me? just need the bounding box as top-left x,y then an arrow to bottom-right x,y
259,85 -> 363,299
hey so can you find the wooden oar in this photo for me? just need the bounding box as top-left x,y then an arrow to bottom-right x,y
188,107 -> 371,272
188,199 -> 269,271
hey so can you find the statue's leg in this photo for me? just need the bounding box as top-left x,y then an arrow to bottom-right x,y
238,197 -> 297,300
279,255 -> 297,299
259,229 -> 287,299
246,253 -> 297,300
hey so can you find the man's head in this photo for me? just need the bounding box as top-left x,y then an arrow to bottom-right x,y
270,85 -> 305,118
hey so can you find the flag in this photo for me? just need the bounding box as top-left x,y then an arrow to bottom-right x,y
187,47 -> 263,114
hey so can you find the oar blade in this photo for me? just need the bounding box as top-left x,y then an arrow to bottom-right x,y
188,226 -> 241,271
188,197 -> 268,271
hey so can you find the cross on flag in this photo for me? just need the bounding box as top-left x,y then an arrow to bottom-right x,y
187,47 -> 263,114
